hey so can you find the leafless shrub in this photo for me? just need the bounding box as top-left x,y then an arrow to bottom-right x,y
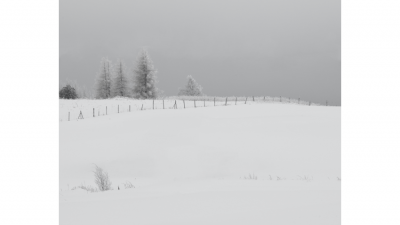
243,173 -> 258,180
298,175 -> 313,182
72,184 -> 98,193
123,181 -> 135,189
93,164 -> 112,191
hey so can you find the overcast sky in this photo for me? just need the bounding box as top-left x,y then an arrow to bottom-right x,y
60,0 -> 340,105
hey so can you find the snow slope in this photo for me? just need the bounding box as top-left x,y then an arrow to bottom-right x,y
60,101 -> 340,225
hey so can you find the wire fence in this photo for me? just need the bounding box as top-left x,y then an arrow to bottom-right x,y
59,96 -> 337,122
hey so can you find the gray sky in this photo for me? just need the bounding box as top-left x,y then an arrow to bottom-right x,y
60,0 -> 340,105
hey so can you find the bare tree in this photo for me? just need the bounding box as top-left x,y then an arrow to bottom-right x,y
93,164 -> 112,191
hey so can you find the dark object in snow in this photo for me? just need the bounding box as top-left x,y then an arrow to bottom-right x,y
59,84 -> 78,99
78,111 -> 84,120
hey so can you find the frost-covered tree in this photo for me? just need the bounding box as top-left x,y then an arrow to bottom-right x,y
95,58 -> 112,99
79,85 -> 89,99
132,49 -> 158,99
178,75 -> 204,96
59,84 -> 78,99
111,60 -> 129,97
60,79 -> 84,99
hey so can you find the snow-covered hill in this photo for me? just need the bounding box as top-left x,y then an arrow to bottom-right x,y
60,100 -> 340,225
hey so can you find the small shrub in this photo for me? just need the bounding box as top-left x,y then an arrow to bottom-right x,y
243,173 -> 258,180
123,181 -> 135,189
93,164 -> 112,191
72,184 -> 98,193
298,175 -> 313,182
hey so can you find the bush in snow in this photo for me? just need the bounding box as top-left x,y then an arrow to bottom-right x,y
132,49 -> 159,99
59,84 -> 78,99
123,181 -> 135,189
243,173 -> 258,180
93,164 -> 112,191
71,184 -> 98,193
178,75 -> 204,96
94,58 -> 112,99
60,78 -> 92,99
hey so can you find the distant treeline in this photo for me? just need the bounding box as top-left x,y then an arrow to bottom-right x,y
60,49 -> 203,99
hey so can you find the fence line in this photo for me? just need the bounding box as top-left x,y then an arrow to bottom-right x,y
59,96 -> 336,122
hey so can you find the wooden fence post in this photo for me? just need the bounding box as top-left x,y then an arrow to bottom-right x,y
309,101 -> 311,106
245,97 -> 247,104
225,97 -> 228,106
214,97 -> 215,106
298,98 -> 300,104
175,100 -> 177,109
194,100 -> 196,108
280,96 -> 281,102
129,105 -> 131,112
141,104 -> 143,110
163,100 -> 164,109
253,96 -> 254,101
326,101 -> 328,106
118,105 -> 119,113
264,96 -> 265,101
93,108 -> 95,117
153,99 -> 154,110
235,97 -> 237,105
204,99 -> 205,107
183,100 -> 185,109
106,106 -> 107,115
68,112 -> 70,121
78,111 -> 84,119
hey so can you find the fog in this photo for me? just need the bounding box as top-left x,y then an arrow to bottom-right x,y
60,0 -> 340,105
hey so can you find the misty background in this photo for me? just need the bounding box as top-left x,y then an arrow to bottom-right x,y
60,0 -> 340,105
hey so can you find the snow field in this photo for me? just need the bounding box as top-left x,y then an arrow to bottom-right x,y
60,179 -> 340,225
60,100 -> 340,225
